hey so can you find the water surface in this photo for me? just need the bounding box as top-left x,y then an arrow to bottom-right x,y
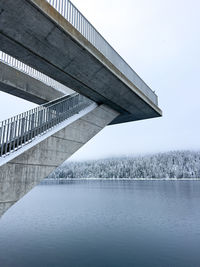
0,180 -> 200,267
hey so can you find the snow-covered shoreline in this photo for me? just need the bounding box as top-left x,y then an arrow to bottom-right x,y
48,151 -> 200,180
42,177 -> 200,182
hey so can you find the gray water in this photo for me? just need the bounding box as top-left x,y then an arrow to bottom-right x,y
0,180 -> 200,267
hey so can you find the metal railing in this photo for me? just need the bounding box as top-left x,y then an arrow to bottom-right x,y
0,93 -> 93,158
0,51 -> 73,94
46,0 -> 158,105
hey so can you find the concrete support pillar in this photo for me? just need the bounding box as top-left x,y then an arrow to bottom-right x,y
0,104 -> 119,217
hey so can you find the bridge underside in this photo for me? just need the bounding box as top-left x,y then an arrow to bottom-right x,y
0,61 -> 68,104
0,0 -> 162,125
0,104 -> 119,217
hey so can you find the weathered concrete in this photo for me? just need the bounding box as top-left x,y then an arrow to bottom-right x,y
0,61 -> 74,104
0,0 -> 162,124
0,104 -> 119,217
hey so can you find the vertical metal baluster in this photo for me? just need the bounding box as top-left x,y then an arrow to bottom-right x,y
45,108 -> 48,131
88,24 -> 90,42
64,100 -> 67,120
16,115 -> 20,150
57,104 -> 60,123
61,102 -> 63,122
27,111 -> 31,143
86,20 -> 88,40
59,0 -> 61,13
31,112 -> 35,140
82,17 -> 84,36
35,108 -> 37,135
1,124 -> 6,156
55,104 -> 58,125
77,12 -> 80,32
63,0 -> 66,19
72,6 -> 74,26
69,2 -> 72,23
49,108 -> 52,129
61,101 -> 63,121
73,6 -> 75,27
52,107 -> 55,127
43,109 -> 46,133
9,119 -> 14,153
20,117 -> 25,147
49,108 -> 52,130
40,108 -> 43,135
0,122 -> 2,157
73,7 -> 75,28
75,8 -> 77,29
66,0 -> 69,21
80,15 -> 82,34
69,98 -> 71,117
32,108 -> 36,138
41,108 -> 43,134
35,108 -> 38,136
82,16 -> 84,36
24,113 -> 28,144
40,108 -> 43,134
68,1 -> 70,22
54,106 -> 56,127
30,110 -> 34,140
41,109 -> 44,132
29,111 -> 32,140
44,108 -> 47,132
58,103 -> 60,123
24,113 -> 27,144
55,105 -> 58,125
13,117 -> 18,151
38,109 -> 41,135
5,120 -> 10,155
36,108 -> 39,136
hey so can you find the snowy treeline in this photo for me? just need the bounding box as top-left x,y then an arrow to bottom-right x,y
48,151 -> 200,179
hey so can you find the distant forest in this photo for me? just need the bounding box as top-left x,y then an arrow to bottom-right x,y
48,151 -> 200,179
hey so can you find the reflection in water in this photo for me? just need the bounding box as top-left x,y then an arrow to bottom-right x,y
0,180 -> 200,267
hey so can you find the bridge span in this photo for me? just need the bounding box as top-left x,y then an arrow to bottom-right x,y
0,0 -> 161,123
0,0 -> 162,217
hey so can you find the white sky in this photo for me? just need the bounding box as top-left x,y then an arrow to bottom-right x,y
0,0 -> 200,160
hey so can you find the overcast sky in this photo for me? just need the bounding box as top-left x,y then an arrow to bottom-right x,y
0,0 -> 199,160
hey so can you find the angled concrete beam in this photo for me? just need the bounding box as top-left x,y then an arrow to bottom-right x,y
0,104 -> 119,217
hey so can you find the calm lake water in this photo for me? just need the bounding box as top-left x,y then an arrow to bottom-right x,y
0,180 -> 200,267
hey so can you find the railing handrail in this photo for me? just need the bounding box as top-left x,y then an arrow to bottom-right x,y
46,0 -> 158,105
0,93 -> 93,158
0,93 -> 79,127
0,51 -> 73,95
42,92 -> 77,108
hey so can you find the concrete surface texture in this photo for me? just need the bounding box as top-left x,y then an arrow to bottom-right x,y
0,0 -> 162,124
0,104 -> 119,217
0,61 -> 74,104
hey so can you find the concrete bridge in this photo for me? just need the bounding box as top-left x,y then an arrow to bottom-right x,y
0,0 -> 162,217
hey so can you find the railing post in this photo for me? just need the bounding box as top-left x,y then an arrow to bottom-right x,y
0,93 -> 93,158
